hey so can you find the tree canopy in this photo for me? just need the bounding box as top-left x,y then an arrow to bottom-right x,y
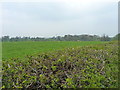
1,34 -> 117,42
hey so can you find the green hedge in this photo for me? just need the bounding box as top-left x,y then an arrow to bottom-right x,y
2,41 -> 118,88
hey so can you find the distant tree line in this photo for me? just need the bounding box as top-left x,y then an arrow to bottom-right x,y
1,34 -> 119,42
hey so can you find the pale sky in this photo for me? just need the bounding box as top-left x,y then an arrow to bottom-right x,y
0,0 -> 118,37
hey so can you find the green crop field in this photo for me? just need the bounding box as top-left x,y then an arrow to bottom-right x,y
2,41 -> 106,60
2,41 -> 118,88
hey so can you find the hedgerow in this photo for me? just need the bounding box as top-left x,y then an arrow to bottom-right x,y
2,41 -> 118,88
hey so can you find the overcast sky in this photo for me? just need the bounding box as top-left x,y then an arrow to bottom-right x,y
0,0 -> 118,37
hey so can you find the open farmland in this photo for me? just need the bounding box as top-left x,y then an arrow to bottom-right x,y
2,41 -> 106,60
2,41 -> 118,88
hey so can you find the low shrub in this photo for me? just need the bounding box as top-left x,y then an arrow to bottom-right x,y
2,41 -> 118,88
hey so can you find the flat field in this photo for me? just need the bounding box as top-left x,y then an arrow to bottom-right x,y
2,41 -> 106,60
2,41 -> 118,88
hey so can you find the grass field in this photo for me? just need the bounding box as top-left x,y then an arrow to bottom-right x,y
2,41 -> 118,88
2,41 -> 106,60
